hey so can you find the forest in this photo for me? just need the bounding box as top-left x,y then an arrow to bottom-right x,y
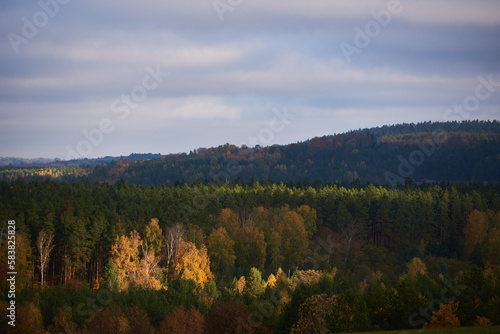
1,178 -> 499,333
1,120 -> 500,185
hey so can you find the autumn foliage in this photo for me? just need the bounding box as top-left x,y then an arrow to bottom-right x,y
205,300 -> 271,334
427,302 -> 461,329
291,294 -> 337,334
84,307 -> 130,334
474,316 -> 493,327
110,230 -> 163,290
175,240 -> 213,286
159,306 -> 205,334
406,257 -> 427,279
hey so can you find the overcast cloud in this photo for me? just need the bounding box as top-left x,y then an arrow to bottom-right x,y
1,0 -> 499,159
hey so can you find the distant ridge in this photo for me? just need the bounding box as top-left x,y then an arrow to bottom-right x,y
0,153 -> 162,167
1,120 -> 499,185
0,157 -> 59,166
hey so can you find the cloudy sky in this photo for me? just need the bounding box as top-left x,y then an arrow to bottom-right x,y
1,0 -> 500,159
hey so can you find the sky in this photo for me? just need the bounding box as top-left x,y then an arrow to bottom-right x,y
1,0 -> 500,159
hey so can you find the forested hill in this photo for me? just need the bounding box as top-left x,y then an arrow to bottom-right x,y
2,120 -> 500,185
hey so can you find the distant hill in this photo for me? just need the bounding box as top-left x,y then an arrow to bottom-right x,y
1,120 -> 499,185
0,157 -> 59,166
0,153 -> 162,167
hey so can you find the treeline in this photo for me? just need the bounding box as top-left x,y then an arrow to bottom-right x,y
0,179 -> 499,332
1,120 -> 499,185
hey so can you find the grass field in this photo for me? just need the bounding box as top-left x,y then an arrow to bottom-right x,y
352,326 -> 500,334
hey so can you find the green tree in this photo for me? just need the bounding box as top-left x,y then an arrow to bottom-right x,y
144,218 -> 163,255
245,267 -> 266,297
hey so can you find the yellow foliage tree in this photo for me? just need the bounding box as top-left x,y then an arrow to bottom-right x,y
291,270 -> 323,290
175,240 -> 213,286
266,273 -> 277,288
111,230 -> 162,290
136,259 -> 163,290
427,302 -> 460,329
234,276 -> 246,294
406,257 -> 427,279
111,231 -> 142,290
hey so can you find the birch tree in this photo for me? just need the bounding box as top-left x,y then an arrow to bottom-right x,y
37,231 -> 54,288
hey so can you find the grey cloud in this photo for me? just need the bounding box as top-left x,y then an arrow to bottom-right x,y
1,0 -> 499,158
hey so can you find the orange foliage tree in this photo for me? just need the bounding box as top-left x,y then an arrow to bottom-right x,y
159,306 -> 205,334
427,302 -> 460,329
